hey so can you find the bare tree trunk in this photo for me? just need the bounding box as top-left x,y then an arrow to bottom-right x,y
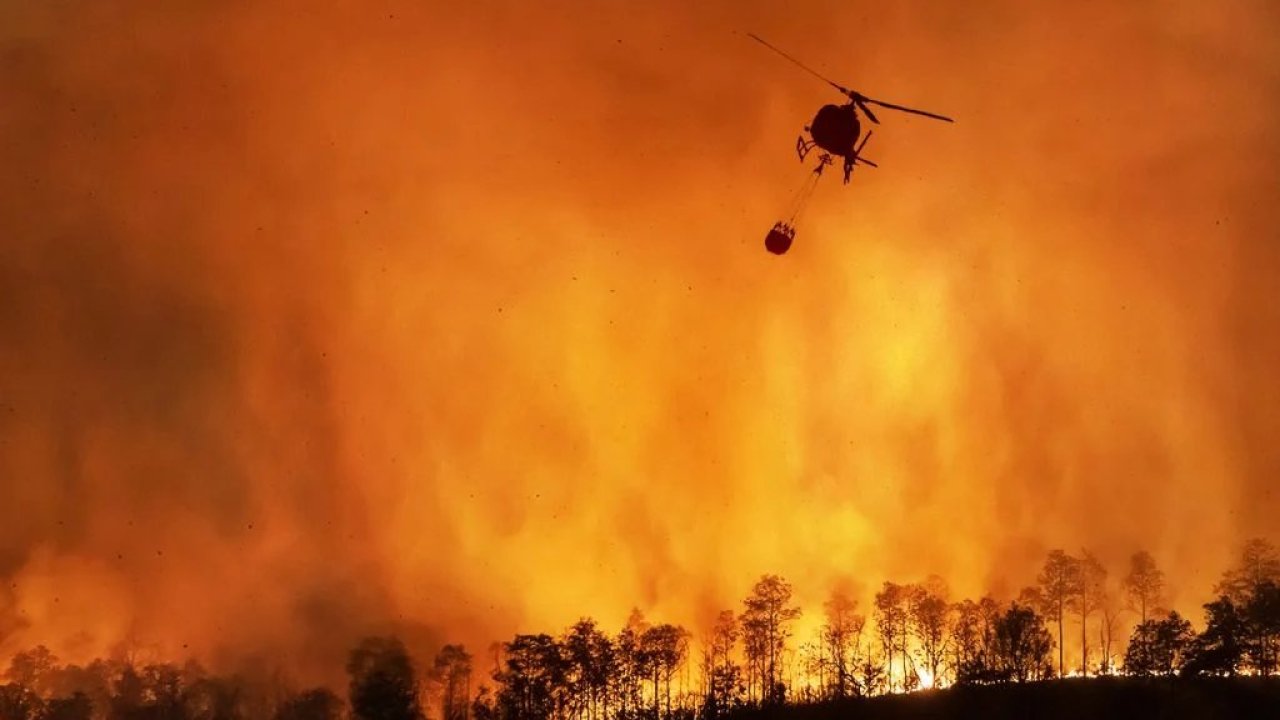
667,667 -> 673,720
1099,618 -> 1110,674
1057,606 -> 1064,677
1080,609 -> 1088,677
902,623 -> 909,689
885,646 -> 894,693
653,667 -> 660,720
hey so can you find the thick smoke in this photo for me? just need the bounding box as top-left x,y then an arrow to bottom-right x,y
2,0 -> 1279,685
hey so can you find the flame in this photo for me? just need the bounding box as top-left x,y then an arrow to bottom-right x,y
915,668 -> 936,691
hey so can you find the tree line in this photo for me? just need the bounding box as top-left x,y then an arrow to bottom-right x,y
2,539 -> 1279,720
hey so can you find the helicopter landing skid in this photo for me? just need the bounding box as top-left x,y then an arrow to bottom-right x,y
796,135 -> 817,161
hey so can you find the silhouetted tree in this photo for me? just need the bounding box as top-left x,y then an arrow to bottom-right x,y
819,590 -> 862,699
1189,554 -> 1280,676
151,663 -> 187,718
184,673 -> 246,720
991,602 -> 1053,683
950,601 -> 979,683
74,659 -> 121,719
1244,580 -> 1280,675
471,687 -> 497,720
564,629 -> 590,720
702,610 -> 741,716
497,635 -> 565,720
1184,597 -> 1247,677
873,583 -> 909,692
614,611 -> 646,718
1124,611 -> 1193,677
1215,538 -> 1280,605
109,664 -> 145,720
563,621 -> 614,720
638,629 -> 660,719
275,688 -> 343,720
347,637 -> 424,720
5,646 -> 59,696
587,630 -> 616,720
1097,588 -> 1122,675
794,641 -> 825,703
0,683 -> 45,720
1072,550 -> 1106,676
951,596 -> 1001,684
1123,551 -> 1165,625
639,624 -> 687,720
46,691 -> 93,720
908,578 -> 951,688
855,654 -> 886,698
1037,550 -> 1079,677
104,662 -> 190,720
740,576 -> 799,706
739,610 -> 764,706
432,645 -> 473,720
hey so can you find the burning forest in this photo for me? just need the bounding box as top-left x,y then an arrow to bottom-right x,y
3,0 -> 1280,718
3,540 -> 1280,719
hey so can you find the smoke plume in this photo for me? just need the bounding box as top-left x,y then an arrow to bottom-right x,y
2,0 -> 1279,685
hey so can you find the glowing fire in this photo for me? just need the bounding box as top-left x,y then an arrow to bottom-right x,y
1,0 -> 1278,688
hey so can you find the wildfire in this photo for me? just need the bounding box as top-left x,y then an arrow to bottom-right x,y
1,0 -> 1279,690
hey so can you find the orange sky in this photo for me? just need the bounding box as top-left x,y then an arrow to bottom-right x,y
2,0 -> 1279,686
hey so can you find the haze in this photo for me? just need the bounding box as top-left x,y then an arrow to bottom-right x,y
2,0 -> 1279,687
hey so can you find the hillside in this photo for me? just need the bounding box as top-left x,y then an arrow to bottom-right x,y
729,678 -> 1280,720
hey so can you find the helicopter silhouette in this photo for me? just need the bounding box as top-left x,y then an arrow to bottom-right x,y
749,34 -> 953,255
749,33 -> 954,184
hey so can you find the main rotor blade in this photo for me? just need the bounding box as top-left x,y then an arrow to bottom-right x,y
861,96 -> 954,123
746,33 -> 850,95
853,97 -> 879,125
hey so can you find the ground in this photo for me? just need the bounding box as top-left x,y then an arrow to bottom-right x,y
730,677 -> 1280,720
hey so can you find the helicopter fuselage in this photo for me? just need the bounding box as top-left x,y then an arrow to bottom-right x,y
808,103 -> 861,158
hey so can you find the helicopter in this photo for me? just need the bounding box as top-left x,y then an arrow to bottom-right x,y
749,33 -> 954,184
749,33 -> 953,255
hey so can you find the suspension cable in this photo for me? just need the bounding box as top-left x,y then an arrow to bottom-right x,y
784,163 -> 825,226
